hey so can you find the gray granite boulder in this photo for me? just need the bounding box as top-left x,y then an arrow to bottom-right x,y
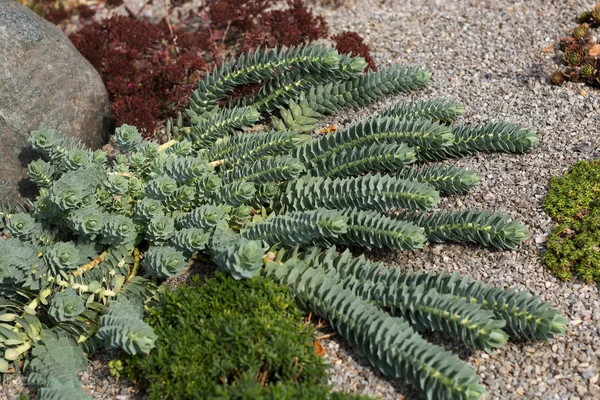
0,0 -> 112,204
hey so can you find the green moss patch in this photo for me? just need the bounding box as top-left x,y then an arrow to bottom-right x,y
122,272 -> 364,399
543,160 -> 600,281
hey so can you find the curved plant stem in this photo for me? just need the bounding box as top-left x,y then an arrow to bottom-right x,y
72,251 -> 108,278
127,247 -> 141,283
108,172 -> 134,178
158,139 -> 179,153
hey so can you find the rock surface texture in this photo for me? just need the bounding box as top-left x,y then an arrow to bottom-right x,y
0,0 -> 111,204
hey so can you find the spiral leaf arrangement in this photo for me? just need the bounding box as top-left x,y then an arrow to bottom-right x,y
0,44 -> 565,400
551,3 -> 600,87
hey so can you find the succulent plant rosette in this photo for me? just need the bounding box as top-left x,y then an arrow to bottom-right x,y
551,2 -> 600,86
0,44 -> 566,400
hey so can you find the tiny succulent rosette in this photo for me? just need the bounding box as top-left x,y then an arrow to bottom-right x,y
139,141 -> 160,159
113,154 -> 130,172
213,238 -> 267,280
28,160 -> 55,188
98,297 -> 157,355
109,322 -> 157,355
105,174 -> 129,195
129,152 -> 148,174
229,205 -> 253,225
127,176 -> 145,198
142,246 -> 187,278
145,176 -> 178,200
33,189 -> 60,221
581,63 -> 595,79
101,215 -> 138,245
80,194 -> 97,208
170,228 -> 208,255
0,238 -> 37,283
573,24 -> 589,39
165,139 -> 194,156
43,241 -> 81,274
563,47 -> 583,66
255,183 -> 280,205
50,183 -> 84,211
49,288 -> 85,322
196,174 -> 222,197
114,124 -> 143,153
63,148 -> 90,171
147,153 -> 170,177
27,127 -> 61,155
146,216 -> 176,244
168,186 -> 195,211
217,180 -> 256,206
69,206 -> 107,239
176,204 -> 225,230
133,198 -> 165,223
6,213 -> 36,240
112,194 -> 135,214
92,149 -> 108,166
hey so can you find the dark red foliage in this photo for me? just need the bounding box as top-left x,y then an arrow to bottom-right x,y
332,31 -> 376,71
43,2 -> 70,25
241,0 -> 328,51
70,15 -> 208,134
206,0 -> 274,30
27,0 -> 360,137
75,5 -> 96,20
24,0 -> 104,25
105,0 -> 125,8
230,83 -> 263,106
111,95 -> 162,133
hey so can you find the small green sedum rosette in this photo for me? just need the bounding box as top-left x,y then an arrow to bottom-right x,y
114,124 -> 143,153
142,246 -> 187,278
49,288 -> 85,322
63,148 -> 90,171
146,216 -> 176,244
69,206 -> 106,239
44,241 -> 81,273
27,160 -> 55,188
134,198 -> 165,223
6,213 -> 36,241
170,228 -> 208,256
105,174 -> 129,195
213,238 -> 267,280
27,127 -> 61,156
145,176 -> 178,200
101,215 -> 138,245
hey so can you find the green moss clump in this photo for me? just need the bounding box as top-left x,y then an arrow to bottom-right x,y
210,374 -> 375,400
122,272 -> 358,400
543,160 -> 600,282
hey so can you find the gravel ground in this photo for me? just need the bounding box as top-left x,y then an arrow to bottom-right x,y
311,1 -> 600,399
2,0 -> 600,399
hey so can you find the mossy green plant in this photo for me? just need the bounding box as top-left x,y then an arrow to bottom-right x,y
543,160 -> 600,282
122,272 -> 351,399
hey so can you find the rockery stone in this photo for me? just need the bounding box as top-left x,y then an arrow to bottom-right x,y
0,0 -> 111,204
